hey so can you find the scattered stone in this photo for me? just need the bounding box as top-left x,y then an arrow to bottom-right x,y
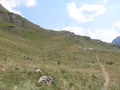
2,68 -> 6,71
53,61 -> 60,65
34,68 -> 43,73
23,55 -> 32,60
83,48 -> 94,51
38,76 -> 54,85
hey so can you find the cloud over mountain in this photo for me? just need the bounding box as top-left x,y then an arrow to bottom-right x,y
62,21 -> 120,43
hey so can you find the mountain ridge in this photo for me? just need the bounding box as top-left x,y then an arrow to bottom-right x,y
112,36 -> 120,45
0,4 -> 116,46
0,4 -> 120,90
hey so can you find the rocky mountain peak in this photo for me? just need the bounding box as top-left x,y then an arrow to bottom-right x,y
112,36 -> 120,44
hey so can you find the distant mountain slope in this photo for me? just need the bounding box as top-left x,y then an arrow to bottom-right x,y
0,4 -> 118,50
0,4 -> 120,90
112,36 -> 120,45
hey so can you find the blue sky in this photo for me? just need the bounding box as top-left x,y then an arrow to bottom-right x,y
0,0 -> 120,43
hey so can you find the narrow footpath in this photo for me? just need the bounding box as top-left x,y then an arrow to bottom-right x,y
96,55 -> 110,90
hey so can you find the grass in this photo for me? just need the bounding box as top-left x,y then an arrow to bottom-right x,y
0,30 -> 120,90
0,10 -> 120,89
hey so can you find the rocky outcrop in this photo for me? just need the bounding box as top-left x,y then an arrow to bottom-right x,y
0,4 -> 33,28
112,36 -> 120,45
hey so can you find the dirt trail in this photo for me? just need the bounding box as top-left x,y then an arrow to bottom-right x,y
96,55 -> 110,90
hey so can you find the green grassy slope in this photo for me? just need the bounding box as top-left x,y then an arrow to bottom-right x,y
0,5 -> 120,90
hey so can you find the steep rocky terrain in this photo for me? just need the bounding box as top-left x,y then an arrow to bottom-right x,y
112,36 -> 120,45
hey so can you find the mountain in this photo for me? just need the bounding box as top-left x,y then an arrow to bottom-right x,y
112,36 -> 120,45
0,4 -> 120,90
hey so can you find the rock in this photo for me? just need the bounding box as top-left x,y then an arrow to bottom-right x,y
112,36 -> 120,45
23,55 -> 32,60
2,68 -> 6,71
38,76 -> 54,85
53,61 -> 60,65
83,48 -> 94,51
34,68 -> 43,73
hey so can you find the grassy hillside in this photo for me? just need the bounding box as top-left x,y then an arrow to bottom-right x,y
0,5 -> 120,90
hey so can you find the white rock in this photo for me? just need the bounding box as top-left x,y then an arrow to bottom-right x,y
38,76 -> 54,85
35,68 -> 43,73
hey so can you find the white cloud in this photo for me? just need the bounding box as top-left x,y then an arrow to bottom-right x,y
0,0 -> 37,15
103,0 -> 107,4
87,29 -> 119,43
67,1 -> 106,23
62,26 -> 84,35
112,21 -> 120,30
62,21 -> 120,43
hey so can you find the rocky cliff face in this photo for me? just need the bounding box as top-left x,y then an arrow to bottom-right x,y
112,36 -> 120,45
0,4 -> 33,28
